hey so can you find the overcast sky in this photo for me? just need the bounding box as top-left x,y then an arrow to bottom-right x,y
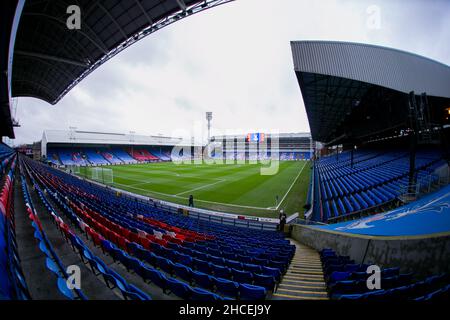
8,0 -> 450,146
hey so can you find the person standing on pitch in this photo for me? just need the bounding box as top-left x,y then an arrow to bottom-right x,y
188,195 -> 194,207
279,209 -> 287,232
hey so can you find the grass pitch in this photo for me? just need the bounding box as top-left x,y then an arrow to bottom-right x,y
78,161 -> 311,218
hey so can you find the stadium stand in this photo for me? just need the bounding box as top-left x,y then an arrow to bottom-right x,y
56,149 -> 90,166
83,149 -> 110,165
19,155 -> 295,300
320,248 -> 450,301
0,147 -> 30,300
46,150 -> 62,166
111,149 -> 138,164
100,150 -> 124,165
149,147 -> 172,161
128,148 -> 159,162
313,183 -> 450,236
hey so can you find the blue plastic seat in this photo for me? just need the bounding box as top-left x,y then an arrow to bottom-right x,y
125,284 -> 152,300
261,266 -> 281,281
381,267 -> 400,278
227,259 -> 242,270
167,278 -> 191,299
208,255 -> 223,266
57,277 -> 75,300
329,271 -> 351,283
253,273 -> 276,291
213,277 -> 239,299
242,263 -> 262,273
173,263 -> 192,283
231,268 -> 253,284
158,257 -> 175,275
192,270 -> 213,290
239,283 -> 266,300
193,258 -> 211,274
189,287 -> 221,301
212,264 -> 232,279
142,265 -> 168,291
101,239 -> 115,256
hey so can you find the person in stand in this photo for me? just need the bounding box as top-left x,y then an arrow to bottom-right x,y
279,209 -> 287,232
188,194 -> 194,207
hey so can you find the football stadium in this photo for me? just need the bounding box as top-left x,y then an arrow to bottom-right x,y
1,0 -> 450,309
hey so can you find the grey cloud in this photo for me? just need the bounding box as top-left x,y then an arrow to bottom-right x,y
9,0 -> 450,146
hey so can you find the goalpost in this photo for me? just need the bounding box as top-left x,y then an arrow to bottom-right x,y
66,165 -> 80,175
91,167 -> 114,185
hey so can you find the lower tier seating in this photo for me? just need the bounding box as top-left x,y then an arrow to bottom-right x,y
20,156 -> 295,300
320,249 -> 449,301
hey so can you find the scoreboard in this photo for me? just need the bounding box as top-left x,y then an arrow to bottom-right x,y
246,133 -> 265,143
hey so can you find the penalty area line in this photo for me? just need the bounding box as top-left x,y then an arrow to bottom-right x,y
275,161 -> 308,210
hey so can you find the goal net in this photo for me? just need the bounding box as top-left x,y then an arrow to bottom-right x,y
66,165 -> 80,175
91,167 -> 114,185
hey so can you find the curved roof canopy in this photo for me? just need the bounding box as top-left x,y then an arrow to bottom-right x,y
11,0 -> 232,105
291,41 -> 450,144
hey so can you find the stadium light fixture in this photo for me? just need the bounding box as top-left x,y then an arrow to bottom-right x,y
206,112 -> 213,143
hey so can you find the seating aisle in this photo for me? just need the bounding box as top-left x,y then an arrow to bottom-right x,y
273,240 -> 328,300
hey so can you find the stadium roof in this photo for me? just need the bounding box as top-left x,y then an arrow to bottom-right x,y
291,41 -> 450,145
212,132 -> 312,140
11,0 -> 233,105
41,129 -> 197,146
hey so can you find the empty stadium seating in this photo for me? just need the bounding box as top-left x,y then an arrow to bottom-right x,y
320,248 -> 449,301
83,149 -> 110,165
56,149 -> 90,166
148,147 -> 171,161
19,155 -> 295,300
110,149 -> 138,164
101,150 -> 123,164
313,149 -> 446,222
0,147 -> 30,300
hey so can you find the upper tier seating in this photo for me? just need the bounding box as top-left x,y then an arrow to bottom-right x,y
314,149 -> 446,222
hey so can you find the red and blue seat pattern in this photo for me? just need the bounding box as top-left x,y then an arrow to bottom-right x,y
21,156 -> 294,300
312,149 -> 446,222
320,249 -> 449,301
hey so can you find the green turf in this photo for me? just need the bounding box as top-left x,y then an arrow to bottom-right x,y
77,161 -> 311,218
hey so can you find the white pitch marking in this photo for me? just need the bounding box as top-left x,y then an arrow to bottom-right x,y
175,179 -> 227,196
113,182 -> 274,210
108,161 -> 308,212
275,161 -> 308,210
